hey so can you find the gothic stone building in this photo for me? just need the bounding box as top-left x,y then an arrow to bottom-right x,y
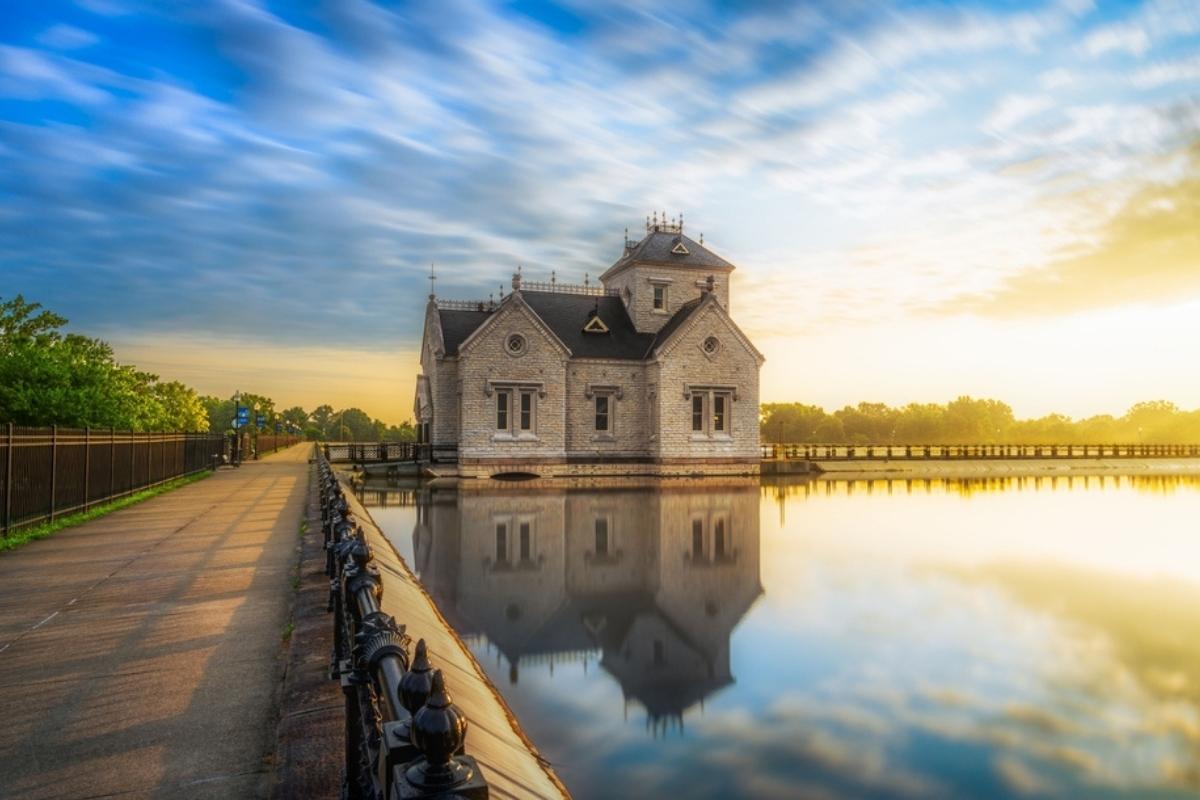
414,217 -> 764,478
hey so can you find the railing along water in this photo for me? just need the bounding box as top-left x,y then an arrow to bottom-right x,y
760,443 -> 1200,460
0,425 -> 226,538
319,450 -> 488,799
324,443 -> 458,464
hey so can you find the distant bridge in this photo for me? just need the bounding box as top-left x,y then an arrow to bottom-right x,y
322,442 -> 456,464
761,443 -> 1200,461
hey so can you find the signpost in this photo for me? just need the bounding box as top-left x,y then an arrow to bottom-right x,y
235,406 -> 249,428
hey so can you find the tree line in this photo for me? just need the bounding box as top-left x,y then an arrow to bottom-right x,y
1,295 -> 414,441
761,398 -> 1200,445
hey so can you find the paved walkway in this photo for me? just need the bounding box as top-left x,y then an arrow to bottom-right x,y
0,444 -> 311,800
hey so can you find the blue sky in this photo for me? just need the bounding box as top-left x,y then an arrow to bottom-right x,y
2,0 -> 1198,422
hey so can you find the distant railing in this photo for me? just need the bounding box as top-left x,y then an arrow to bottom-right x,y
254,433 -> 302,457
760,443 -> 1200,461
317,451 -> 489,799
518,280 -> 617,296
1,425 -> 226,538
436,298 -> 497,312
324,442 -> 458,464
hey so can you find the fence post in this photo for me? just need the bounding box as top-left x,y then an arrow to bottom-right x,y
3,423 -> 12,537
109,427 -> 116,498
50,425 -> 58,523
84,427 -> 91,512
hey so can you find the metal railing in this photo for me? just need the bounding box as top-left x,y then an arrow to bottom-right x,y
318,452 -> 489,799
0,425 -> 226,538
324,442 -> 458,464
760,443 -> 1200,461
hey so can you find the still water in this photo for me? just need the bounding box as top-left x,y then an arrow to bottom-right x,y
362,474 -> 1200,799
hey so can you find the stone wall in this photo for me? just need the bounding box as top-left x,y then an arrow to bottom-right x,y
654,303 -> 761,461
564,360 -> 649,458
603,263 -> 732,333
457,298 -> 569,464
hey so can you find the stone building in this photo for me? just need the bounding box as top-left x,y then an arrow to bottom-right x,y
414,215 -> 764,477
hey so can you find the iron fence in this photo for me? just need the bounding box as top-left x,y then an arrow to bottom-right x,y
761,442 -> 1200,460
318,452 -> 488,798
0,425 -> 226,538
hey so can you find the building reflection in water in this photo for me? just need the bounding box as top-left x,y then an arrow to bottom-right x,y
409,480 -> 762,726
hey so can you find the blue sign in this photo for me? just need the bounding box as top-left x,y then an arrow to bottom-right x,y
256,414 -> 266,429
275,422 -> 282,433
235,406 -> 249,427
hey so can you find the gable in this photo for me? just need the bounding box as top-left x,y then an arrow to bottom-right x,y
652,295 -> 764,365
457,293 -> 572,358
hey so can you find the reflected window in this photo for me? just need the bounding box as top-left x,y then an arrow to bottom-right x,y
519,521 -> 531,560
495,523 -> 508,563
692,519 -> 703,558
715,518 -> 726,558
595,518 -> 609,555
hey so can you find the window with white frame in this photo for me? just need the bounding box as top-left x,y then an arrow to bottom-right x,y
689,387 -> 734,437
494,386 -> 538,436
652,283 -> 668,311
595,394 -> 611,432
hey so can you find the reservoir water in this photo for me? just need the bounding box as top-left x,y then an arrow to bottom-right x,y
361,474 -> 1200,799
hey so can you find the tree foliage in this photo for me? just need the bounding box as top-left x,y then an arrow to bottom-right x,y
0,295 -> 207,430
761,397 -> 1200,444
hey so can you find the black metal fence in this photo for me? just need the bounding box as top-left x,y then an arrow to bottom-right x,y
318,452 -> 488,799
1,425 -> 226,538
324,442 -> 458,464
762,442 -> 1200,461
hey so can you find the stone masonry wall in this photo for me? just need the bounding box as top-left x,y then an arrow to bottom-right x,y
564,360 -> 649,457
654,303 -> 761,461
603,264 -> 732,334
457,299 -> 569,464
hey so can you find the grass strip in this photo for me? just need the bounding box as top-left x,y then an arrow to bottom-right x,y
0,471 -> 213,553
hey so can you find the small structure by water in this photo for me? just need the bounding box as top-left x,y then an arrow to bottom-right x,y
414,214 -> 764,479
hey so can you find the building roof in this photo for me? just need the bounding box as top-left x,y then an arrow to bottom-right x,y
437,308 -> 492,356
437,291 -> 656,360
600,231 -> 736,282
522,292 -> 655,359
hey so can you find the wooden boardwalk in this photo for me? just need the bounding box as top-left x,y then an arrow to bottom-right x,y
0,444 -> 310,799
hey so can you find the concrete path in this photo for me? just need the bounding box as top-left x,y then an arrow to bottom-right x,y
0,444 -> 311,800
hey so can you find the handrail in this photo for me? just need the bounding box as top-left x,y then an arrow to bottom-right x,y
318,450 -> 489,799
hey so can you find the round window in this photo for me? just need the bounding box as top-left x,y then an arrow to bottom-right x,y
506,334 -> 526,356
702,336 -> 720,354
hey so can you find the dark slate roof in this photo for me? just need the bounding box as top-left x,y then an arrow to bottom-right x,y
602,231 -> 736,280
438,309 -> 492,356
521,291 -> 655,359
436,292 -> 655,360
647,296 -> 704,354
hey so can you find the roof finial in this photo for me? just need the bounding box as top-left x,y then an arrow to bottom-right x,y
512,267 -> 522,292
584,272 -> 589,286
646,214 -> 651,232
652,210 -> 657,229
624,226 -> 629,247
428,262 -> 437,300
700,232 -> 704,246
551,269 -> 557,284
679,212 -> 684,232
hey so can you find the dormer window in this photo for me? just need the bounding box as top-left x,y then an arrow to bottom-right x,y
582,314 -> 609,334
671,239 -> 689,255
652,284 -> 667,311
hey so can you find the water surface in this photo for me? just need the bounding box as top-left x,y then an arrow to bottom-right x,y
361,474 -> 1200,799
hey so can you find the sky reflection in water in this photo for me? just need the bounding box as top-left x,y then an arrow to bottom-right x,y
363,475 -> 1200,799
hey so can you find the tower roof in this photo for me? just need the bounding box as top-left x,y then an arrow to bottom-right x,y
600,230 -> 735,283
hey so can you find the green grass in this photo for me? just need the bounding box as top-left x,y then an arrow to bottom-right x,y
0,471 -> 213,553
